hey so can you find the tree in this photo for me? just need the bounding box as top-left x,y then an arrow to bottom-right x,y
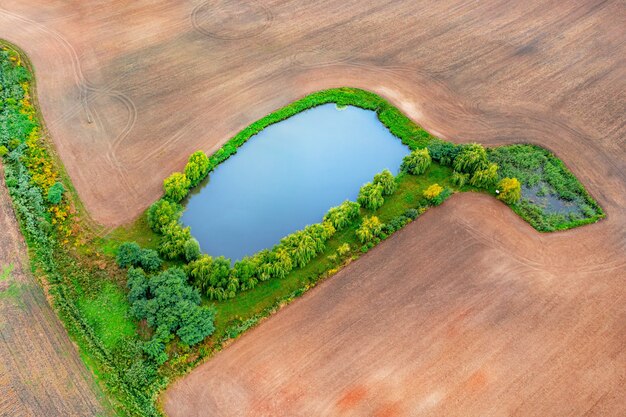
159,223 -> 192,260
470,162 -> 499,187
136,248 -> 162,272
47,181 -> 65,204
117,242 -> 142,268
423,184 -> 443,201
187,255 -> 213,293
357,216 -> 383,243
233,257 -> 258,291
451,171 -> 469,187
358,182 -> 384,210
373,169 -> 397,195
497,177 -> 522,204
184,151 -> 210,187
324,200 -> 360,230
427,140 -> 461,166
126,267 -> 215,363
401,148 -> 431,175
147,199 -> 182,234
163,172 -> 190,202
453,143 -> 488,174
184,238 -> 201,262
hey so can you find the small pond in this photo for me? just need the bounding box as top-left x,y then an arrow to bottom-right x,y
181,103 -> 410,261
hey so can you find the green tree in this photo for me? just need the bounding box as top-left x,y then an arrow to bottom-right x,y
357,216 -> 383,243
497,177 -> 522,204
47,181 -> 65,204
184,238 -> 201,262
451,171 -> 469,187
324,200 -> 360,230
470,163 -> 498,187
373,169 -> 397,195
184,151 -> 210,187
126,267 -> 215,363
147,199 -> 182,234
453,143 -> 488,174
159,223 -> 192,260
233,257 -> 258,291
117,242 -> 142,269
163,172 -> 190,202
187,255 -> 213,293
401,148 -> 431,175
357,182 -> 384,210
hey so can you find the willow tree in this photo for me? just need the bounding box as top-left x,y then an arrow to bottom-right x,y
163,172 -> 191,202
184,151 -> 211,187
453,143 -> 488,174
357,216 -> 383,243
324,200 -> 360,230
401,148 -> 431,175
358,182 -> 384,210
470,162 -> 499,187
147,199 -> 182,233
373,169 -> 397,195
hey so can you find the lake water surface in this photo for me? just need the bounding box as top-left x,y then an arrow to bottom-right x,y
181,104 -> 409,261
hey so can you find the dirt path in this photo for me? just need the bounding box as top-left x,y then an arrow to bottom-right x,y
0,166 -> 108,416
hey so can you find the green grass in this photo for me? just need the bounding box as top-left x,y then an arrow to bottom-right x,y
76,281 -> 136,351
99,213 -> 159,257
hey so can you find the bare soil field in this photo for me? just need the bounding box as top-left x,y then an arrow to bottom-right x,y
0,166 -> 108,417
0,0 -> 624,416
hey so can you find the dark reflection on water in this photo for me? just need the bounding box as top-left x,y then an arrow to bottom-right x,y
181,104 -> 410,261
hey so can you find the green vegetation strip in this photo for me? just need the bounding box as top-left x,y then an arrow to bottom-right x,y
1,40 -> 603,416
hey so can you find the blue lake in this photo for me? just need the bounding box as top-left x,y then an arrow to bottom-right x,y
181,104 -> 410,261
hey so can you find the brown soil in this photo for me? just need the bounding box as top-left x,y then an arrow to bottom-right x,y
0,165 -> 108,417
0,0 -> 624,416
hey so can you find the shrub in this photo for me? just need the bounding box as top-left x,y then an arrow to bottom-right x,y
423,184 -> 443,201
497,177 -> 522,204
337,243 -> 351,256
427,140 -> 461,166
431,187 -> 452,206
451,171 -> 469,187
453,143 -> 488,174
184,238 -> 201,262
159,223 -> 192,260
401,148 -> 431,175
404,208 -> 419,220
0,145 -> 8,157
357,216 -> 383,243
163,172 -> 190,202
116,242 -> 162,272
357,182 -> 384,210
184,151 -> 210,187
117,242 -> 142,268
147,199 -> 182,234
324,200 -> 360,230
126,267 -> 215,363
233,257 -> 258,291
470,162 -> 499,187
46,181 -> 65,204
373,169 -> 397,195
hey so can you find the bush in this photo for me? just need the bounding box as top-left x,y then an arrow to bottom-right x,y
337,243 -> 351,256
46,181 -> 65,204
373,169 -> 397,195
184,151 -> 210,187
453,143 -> 488,174
431,187 -> 452,206
163,172 -> 190,202
324,200 -> 360,230
233,257 -> 258,291
159,223 -> 192,260
357,216 -> 383,243
427,140 -> 461,166
404,208 -> 419,220
147,199 -> 182,234
126,267 -> 215,363
470,163 -> 498,187
184,238 -> 201,262
116,242 -> 162,272
0,145 -> 7,157
497,177 -> 522,204
401,148 -> 431,175
357,182 -> 384,210
451,171 -> 469,187
423,184 -> 443,200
